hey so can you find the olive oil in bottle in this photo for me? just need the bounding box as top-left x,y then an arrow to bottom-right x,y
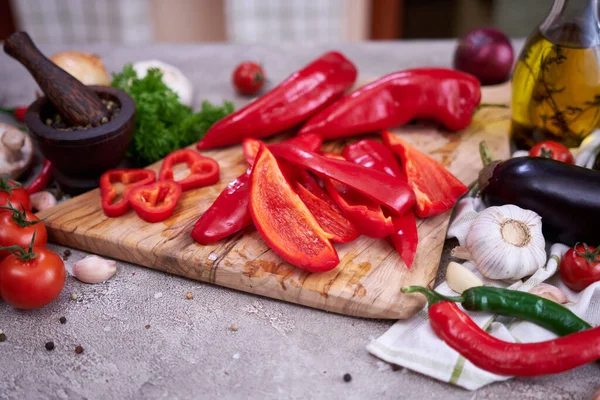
510,0 -> 600,149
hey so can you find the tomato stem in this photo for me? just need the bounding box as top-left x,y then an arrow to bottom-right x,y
0,230 -> 38,261
574,243 -> 600,265
0,202 -> 42,228
0,174 -> 21,194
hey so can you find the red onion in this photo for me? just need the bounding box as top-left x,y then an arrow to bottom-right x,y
453,28 -> 514,86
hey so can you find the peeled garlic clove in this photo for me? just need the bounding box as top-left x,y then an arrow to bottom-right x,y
529,283 -> 569,304
30,191 -> 57,212
72,255 -> 117,284
446,261 -> 483,294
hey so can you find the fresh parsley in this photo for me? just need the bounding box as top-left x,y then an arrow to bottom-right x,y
111,64 -> 234,166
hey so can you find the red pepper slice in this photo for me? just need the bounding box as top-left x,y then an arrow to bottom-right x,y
99,169 -> 156,218
197,52 -> 357,149
342,140 -> 418,268
300,68 -> 481,140
242,133 -> 323,166
249,145 -> 339,272
159,149 -> 220,191
269,145 -> 415,216
128,181 -> 182,223
190,169 -> 253,245
25,158 -> 53,194
382,131 -> 468,218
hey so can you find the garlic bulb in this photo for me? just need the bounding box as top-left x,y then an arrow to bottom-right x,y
50,51 -> 111,86
132,60 -> 193,107
72,255 -> 117,284
461,205 -> 547,280
446,261 -> 483,294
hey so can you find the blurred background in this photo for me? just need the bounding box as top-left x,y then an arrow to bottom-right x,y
0,0 -> 552,44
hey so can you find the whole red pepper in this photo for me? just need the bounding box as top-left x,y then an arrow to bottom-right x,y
299,68 -> 481,140
249,145 -> 339,272
405,287 -> 600,377
197,52 -> 357,149
25,158 -> 53,194
190,169 -> 253,245
269,145 -> 415,216
128,181 -> 182,223
0,106 -> 27,122
342,140 -> 418,268
382,131 -> 468,218
99,169 -> 156,218
159,149 -> 220,191
242,133 -> 323,167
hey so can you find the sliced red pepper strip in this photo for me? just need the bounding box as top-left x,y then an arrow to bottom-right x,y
242,133 -> 323,167
299,68 -> 481,140
159,149 -> 220,191
25,158 -> 53,194
269,145 -> 415,216
249,145 -> 339,272
99,169 -> 156,218
190,169 -> 253,245
128,181 -> 182,223
197,52 -> 357,149
382,131 -> 468,218
342,139 -> 418,268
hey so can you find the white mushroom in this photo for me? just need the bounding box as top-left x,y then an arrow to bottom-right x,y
0,123 -> 33,179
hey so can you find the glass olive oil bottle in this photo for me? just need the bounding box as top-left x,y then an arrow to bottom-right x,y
511,0 -> 600,149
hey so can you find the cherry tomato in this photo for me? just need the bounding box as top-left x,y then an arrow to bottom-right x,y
0,177 -> 31,211
13,106 -> 27,122
0,247 -> 65,309
232,61 -> 265,96
0,207 -> 48,261
529,141 -> 574,164
560,243 -> 600,291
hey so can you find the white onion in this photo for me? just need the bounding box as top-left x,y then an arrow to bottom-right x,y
50,51 -> 111,86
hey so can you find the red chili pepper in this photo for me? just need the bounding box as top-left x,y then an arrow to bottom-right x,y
299,68 -> 481,140
269,145 -> 415,216
408,289 -> 600,377
197,52 -> 357,149
99,169 -> 156,218
13,106 -> 27,122
25,159 -> 53,194
159,149 -> 220,191
249,145 -> 339,272
342,140 -> 418,268
242,133 -> 323,166
190,169 -> 253,245
128,181 -> 182,223
382,131 -> 468,218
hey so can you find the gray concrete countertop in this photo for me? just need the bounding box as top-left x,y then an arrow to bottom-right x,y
1,40 -> 598,400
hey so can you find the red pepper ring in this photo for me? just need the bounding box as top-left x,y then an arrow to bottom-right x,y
159,149 -> 220,192
128,181 -> 182,223
100,169 -> 156,218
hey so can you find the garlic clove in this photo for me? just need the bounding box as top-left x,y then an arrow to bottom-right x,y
72,255 -> 117,284
529,283 -> 570,304
30,191 -> 57,212
446,261 -> 483,294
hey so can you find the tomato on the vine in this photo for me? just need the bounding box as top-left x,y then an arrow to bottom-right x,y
232,61 -> 265,96
529,141 -> 574,164
0,176 -> 31,211
560,243 -> 600,291
0,204 -> 47,261
0,245 -> 65,309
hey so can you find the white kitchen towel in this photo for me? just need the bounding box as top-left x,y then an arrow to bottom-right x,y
366,132 -> 600,390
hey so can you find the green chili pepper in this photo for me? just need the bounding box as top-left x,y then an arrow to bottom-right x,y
404,286 -> 592,336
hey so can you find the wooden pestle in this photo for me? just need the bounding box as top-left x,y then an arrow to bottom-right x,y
4,32 -> 109,127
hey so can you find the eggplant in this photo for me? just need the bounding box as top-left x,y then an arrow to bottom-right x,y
479,157 -> 600,246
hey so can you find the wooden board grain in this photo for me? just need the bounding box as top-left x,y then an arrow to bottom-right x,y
38,82 -> 512,319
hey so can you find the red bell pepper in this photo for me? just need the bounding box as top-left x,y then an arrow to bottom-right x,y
128,181 -> 182,223
159,149 -> 220,191
249,145 -> 339,272
197,52 -> 357,149
299,68 -> 481,140
269,145 -> 415,216
242,133 -> 323,166
382,131 -> 468,218
190,169 -> 253,245
342,140 -> 418,268
100,169 -> 156,218
25,158 -> 53,194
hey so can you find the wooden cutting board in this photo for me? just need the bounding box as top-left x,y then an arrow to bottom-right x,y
38,81 -> 511,319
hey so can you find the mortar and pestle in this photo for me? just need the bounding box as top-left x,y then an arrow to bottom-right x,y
3,32 -> 135,194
